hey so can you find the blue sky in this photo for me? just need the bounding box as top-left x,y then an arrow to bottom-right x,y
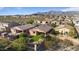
0,7 -> 78,15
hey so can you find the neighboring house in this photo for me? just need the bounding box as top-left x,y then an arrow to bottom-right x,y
11,24 -> 36,35
73,19 -> 79,26
51,20 -> 57,24
51,20 -> 60,26
72,19 -> 79,35
29,24 -> 52,36
36,20 -> 48,24
55,25 -> 70,35
36,18 -> 51,24
75,26 -> 79,35
0,21 -> 20,32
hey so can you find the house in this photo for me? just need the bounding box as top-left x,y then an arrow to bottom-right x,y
11,24 -> 52,36
73,19 -> 79,26
0,21 -> 20,32
75,26 -> 79,35
36,20 -> 48,24
29,24 -> 52,36
72,19 -> 79,35
11,24 -> 36,35
55,25 -> 70,35
36,18 -> 51,24
51,20 -> 60,26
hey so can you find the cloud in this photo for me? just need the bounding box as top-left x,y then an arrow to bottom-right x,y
62,7 -> 79,12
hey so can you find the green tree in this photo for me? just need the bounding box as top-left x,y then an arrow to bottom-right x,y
11,32 -> 28,51
69,30 -> 76,37
0,38 -> 10,51
32,35 -> 43,42
51,29 -> 59,35
26,19 -> 34,24
51,23 -> 57,27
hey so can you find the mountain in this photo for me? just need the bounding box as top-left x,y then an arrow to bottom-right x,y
63,11 -> 79,15
32,11 -> 79,15
32,11 -> 64,15
1,11 -> 79,16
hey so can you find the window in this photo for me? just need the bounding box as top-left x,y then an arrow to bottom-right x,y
46,22 -> 48,23
16,30 -> 22,33
33,31 -> 35,33
40,21 -> 42,23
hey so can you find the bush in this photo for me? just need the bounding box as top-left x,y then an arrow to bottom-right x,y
69,30 -> 76,37
44,35 -> 60,49
32,35 -> 43,42
0,38 -> 10,50
26,19 -> 34,24
11,33 -> 28,51
50,29 -> 59,35
63,40 -> 73,46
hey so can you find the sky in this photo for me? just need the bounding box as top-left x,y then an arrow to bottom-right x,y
0,7 -> 79,15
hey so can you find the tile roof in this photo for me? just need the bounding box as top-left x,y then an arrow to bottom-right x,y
35,24 -> 52,33
13,24 -> 35,30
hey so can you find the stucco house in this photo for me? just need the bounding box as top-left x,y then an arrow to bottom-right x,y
29,24 -> 52,36
36,18 -> 51,24
73,19 -> 79,26
36,20 -> 48,24
0,21 -> 20,32
11,24 -> 36,35
55,25 -> 70,35
72,19 -> 79,35
11,24 -> 52,36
